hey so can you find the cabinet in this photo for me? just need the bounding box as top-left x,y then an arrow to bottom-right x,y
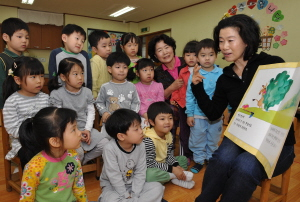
27,23 -> 42,49
27,23 -> 63,50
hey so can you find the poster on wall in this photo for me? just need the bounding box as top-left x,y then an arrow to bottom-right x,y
224,62 -> 300,178
87,28 -> 125,59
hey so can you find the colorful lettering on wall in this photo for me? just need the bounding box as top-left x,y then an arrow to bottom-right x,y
221,1 -> 288,50
266,3 -> 278,14
272,10 -> 284,22
237,2 -> 247,11
257,0 -> 268,10
228,5 -> 238,15
247,0 -> 257,9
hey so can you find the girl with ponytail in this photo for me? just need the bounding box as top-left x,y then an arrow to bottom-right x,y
19,107 -> 88,201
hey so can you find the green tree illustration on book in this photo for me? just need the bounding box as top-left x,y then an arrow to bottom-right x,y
263,71 -> 293,111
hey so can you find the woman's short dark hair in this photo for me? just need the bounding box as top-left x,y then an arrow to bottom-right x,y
213,14 -> 261,61
105,108 -> 141,140
148,34 -> 176,63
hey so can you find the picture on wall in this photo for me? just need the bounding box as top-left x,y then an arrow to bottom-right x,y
87,28 -> 125,59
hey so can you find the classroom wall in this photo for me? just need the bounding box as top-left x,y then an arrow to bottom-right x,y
0,6 -> 17,21
138,0 -> 300,67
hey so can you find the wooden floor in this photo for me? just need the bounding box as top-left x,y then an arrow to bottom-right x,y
0,120 -> 300,202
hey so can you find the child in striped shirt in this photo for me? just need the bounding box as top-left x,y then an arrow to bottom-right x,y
143,102 -> 195,189
2,56 -> 49,168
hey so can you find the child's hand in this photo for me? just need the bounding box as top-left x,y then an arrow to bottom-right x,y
102,112 -> 110,123
187,117 -> 195,127
172,166 -> 186,181
171,79 -> 184,91
170,100 -> 179,107
192,64 -> 205,85
81,130 -> 91,145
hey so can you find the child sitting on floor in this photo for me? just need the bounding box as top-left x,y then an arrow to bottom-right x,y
99,108 -> 164,202
143,101 -> 195,189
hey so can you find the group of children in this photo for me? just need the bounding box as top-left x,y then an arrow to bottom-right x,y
0,17 -> 224,201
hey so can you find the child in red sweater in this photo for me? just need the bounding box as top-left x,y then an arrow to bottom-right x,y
170,40 -> 198,164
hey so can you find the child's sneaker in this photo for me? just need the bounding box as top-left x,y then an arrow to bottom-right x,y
190,163 -> 203,173
171,179 -> 195,189
183,171 -> 194,181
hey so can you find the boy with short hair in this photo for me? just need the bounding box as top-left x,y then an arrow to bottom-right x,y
99,108 -> 164,202
95,52 -> 140,123
88,30 -> 112,98
143,101 -> 195,189
186,38 -> 223,173
48,24 -> 92,90
0,17 -> 29,108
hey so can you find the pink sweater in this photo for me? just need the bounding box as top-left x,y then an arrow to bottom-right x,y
135,81 -> 164,116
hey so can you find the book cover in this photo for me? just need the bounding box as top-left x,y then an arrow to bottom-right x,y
224,62 -> 300,178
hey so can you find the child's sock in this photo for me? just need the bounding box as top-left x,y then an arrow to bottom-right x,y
171,179 -> 195,189
170,171 -> 193,181
190,163 -> 204,174
183,171 -> 194,181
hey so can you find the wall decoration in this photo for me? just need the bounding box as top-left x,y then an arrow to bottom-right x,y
87,29 -> 125,59
276,24 -> 284,30
221,1 -> 288,50
272,10 -> 284,22
280,39 -> 287,46
274,35 -> 281,42
257,0 -> 268,10
228,5 -> 238,15
273,42 -> 279,49
247,0 -> 257,9
221,13 -> 231,20
281,31 -> 288,38
237,2 -> 247,11
266,3 -> 278,14
268,27 -> 275,35
261,36 -> 273,50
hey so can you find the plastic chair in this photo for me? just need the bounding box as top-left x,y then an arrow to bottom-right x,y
249,166 -> 291,202
0,109 -> 22,193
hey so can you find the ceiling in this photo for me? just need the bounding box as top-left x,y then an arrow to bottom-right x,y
0,0 -> 211,23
